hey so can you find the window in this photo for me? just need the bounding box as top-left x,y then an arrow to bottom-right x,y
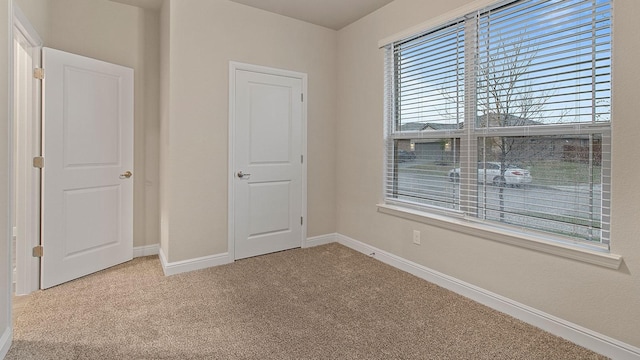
385,0 -> 611,247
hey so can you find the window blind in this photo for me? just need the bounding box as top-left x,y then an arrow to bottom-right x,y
385,21 -> 465,211
477,0 -> 612,126
385,0 -> 612,247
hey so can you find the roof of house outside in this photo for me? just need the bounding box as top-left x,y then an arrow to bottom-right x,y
399,122 -> 461,131
399,114 -> 543,132
477,113 -> 542,127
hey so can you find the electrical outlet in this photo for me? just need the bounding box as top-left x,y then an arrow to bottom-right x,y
413,230 -> 421,245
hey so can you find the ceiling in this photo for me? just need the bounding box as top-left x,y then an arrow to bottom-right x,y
110,0 -> 163,10
110,0 -> 394,30
229,0 -> 394,30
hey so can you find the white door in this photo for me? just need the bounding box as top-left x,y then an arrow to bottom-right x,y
41,48 -> 134,289
232,66 -> 305,260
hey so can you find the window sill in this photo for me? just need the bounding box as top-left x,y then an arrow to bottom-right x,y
377,203 -> 623,270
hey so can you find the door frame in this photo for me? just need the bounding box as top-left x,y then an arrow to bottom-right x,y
227,62 -> 307,261
12,3 -> 42,296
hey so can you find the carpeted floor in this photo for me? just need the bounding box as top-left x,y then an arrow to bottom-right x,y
6,243 -> 607,359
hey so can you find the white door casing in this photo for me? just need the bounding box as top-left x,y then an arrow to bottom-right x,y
41,48 -> 134,289
13,4 -> 42,295
229,63 -> 307,260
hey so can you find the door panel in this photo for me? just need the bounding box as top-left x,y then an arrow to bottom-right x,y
63,186 -> 120,255
41,47 -> 133,289
63,67 -> 121,167
248,83 -> 292,163
234,69 -> 303,260
248,181 -> 291,236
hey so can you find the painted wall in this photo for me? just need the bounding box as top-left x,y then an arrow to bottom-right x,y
13,0 -> 49,43
336,0 -> 640,347
1,0 -> 11,356
159,0 -> 170,257
161,0 -> 337,262
44,0 -> 160,248
142,5 -> 160,249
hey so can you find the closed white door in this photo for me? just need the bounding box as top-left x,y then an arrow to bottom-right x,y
232,67 -> 305,260
41,48 -> 134,289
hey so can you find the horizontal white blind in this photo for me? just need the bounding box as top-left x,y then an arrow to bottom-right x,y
394,20 -> 465,130
385,0 -> 612,247
474,0 -> 611,244
474,134 -> 610,244
386,21 -> 465,211
477,0 -> 612,126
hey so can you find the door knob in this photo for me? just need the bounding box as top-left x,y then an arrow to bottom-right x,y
237,171 -> 251,178
120,171 -> 132,179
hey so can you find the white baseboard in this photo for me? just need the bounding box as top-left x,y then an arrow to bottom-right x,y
133,244 -> 160,258
304,233 -> 337,248
156,233 -> 336,276
159,248 -> 232,276
0,326 -> 12,360
336,233 -> 640,360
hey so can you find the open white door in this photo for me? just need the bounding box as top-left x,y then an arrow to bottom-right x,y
231,65 -> 306,260
41,48 -> 133,289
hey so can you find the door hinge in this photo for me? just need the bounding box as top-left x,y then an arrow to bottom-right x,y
301,93 -> 304,102
301,155 -> 304,164
33,68 -> 44,80
301,216 -> 304,226
33,156 -> 44,169
32,245 -> 43,258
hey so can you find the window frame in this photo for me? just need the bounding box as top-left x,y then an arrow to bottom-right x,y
383,0 -> 614,258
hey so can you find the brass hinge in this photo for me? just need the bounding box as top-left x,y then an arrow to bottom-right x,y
32,245 -> 43,258
33,68 -> 44,80
33,156 -> 44,169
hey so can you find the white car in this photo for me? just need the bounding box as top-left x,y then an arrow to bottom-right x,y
448,162 -> 532,187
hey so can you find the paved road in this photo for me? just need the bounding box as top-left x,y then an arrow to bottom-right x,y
394,166 -> 603,241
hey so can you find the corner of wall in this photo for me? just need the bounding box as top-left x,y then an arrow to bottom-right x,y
0,325 -> 12,359
158,247 -> 231,277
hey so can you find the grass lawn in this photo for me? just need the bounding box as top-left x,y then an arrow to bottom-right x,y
404,162 -> 453,174
526,160 -> 601,185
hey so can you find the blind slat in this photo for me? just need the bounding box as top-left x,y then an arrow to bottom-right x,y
385,0 -> 612,246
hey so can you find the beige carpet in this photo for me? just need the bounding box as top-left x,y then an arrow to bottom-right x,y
6,243 -> 606,359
